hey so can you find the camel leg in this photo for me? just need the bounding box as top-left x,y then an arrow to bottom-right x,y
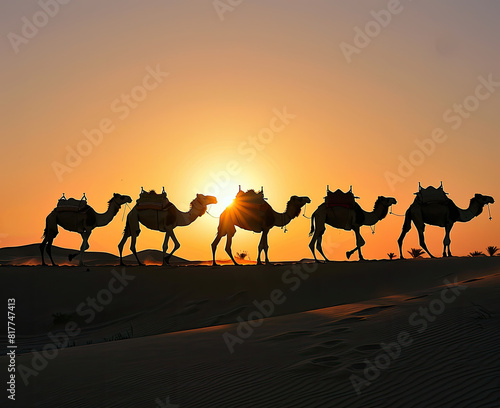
308,232 -> 318,262
68,232 -> 90,264
164,230 -> 180,265
397,209 -> 412,259
73,231 -> 90,267
262,230 -> 271,264
443,224 -> 453,257
315,229 -> 330,262
45,236 -> 57,266
161,232 -> 171,265
308,211 -> 318,262
41,212 -> 58,266
225,231 -> 239,266
346,226 -> 365,260
118,223 -> 131,266
257,232 -> 266,265
309,212 -> 328,262
415,221 -> 435,258
130,233 -> 144,266
211,231 -> 224,266
126,211 -> 143,266
40,237 -> 48,266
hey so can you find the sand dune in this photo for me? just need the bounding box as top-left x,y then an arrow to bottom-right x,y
2,256 -> 499,407
0,243 -> 188,266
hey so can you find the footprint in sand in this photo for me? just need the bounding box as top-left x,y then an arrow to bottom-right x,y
312,327 -> 352,338
310,356 -> 341,367
288,356 -> 341,371
349,362 -> 368,371
352,305 -> 395,316
300,340 -> 346,356
355,344 -> 382,353
262,331 -> 316,341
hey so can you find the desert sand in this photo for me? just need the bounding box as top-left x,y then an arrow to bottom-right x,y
2,251 -> 500,407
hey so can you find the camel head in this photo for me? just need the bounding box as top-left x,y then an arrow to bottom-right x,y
377,196 -> 397,207
473,193 -> 494,206
286,195 -> 311,219
110,193 -> 133,206
373,196 -> 397,220
196,194 -> 218,206
190,194 -> 218,216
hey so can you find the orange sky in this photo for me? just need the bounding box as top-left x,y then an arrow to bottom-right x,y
1,1 -> 499,261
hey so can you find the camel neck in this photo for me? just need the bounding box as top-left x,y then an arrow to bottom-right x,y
363,202 -> 388,226
95,200 -> 120,227
458,199 -> 482,222
177,200 -> 205,226
274,211 -> 291,228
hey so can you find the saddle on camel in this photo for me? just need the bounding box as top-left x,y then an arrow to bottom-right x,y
55,193 -> 95,231
324,186 -> 365,224
136,187 -> 171,211
325,186 -> 357,209
414,182 -> 459,219
56,193 -> 90,212
233,186 -> 271,212
414,182 -> 449,204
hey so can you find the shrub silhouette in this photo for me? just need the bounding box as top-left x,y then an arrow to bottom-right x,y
408,248 -> 425,259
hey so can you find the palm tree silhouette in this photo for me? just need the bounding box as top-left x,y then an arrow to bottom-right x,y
486,246 -> 499,257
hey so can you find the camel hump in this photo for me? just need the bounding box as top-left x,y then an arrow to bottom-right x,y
415,184 -> 449,204
56,197 -> 89,212
325,188 -> 357,209
136,189 -> 171,211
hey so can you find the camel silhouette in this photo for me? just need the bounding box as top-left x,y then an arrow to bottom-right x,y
211,189 -> 310,265
118,193 -> 217,265
398,185 -> 494,258
40,193 -> 132,266
309,191 -> 396,262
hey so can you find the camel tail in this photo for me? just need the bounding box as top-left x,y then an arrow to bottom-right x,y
309,210 -> 316,237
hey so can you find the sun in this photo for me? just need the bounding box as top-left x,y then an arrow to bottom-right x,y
219,195 -> 235,209
206,190 -> 237,217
